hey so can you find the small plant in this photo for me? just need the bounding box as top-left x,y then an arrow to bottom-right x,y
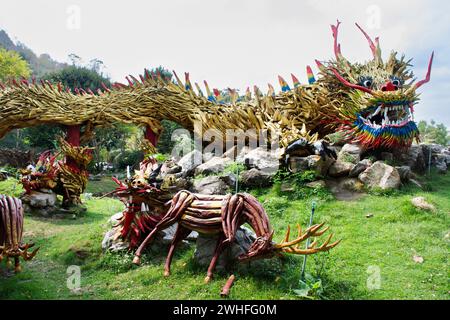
223,162 -> 246,175
294,273 -> 325,299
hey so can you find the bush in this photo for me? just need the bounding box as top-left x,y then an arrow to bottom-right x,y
112,150 -> 144,171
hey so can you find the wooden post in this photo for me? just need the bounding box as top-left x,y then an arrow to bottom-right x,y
144,126 -> 159,147
63,125 -> 82,206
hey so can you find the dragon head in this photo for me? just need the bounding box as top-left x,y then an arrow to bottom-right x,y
320,21 -> 434,150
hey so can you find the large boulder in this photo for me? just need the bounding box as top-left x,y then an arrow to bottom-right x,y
289,155 -> 334,176
395,145 -> 426,174
328,161 -> 354,178
178,150 -> 203,175
349,159 -> 373,178
243,147 -> 281,174
359,161 -> 401,190
194,226 -> 256,270
21,189 -> 57,208
240,168 -> 273,188
195,157 -> 233,176
337,144 -> 362,164
192,176 -> 230,195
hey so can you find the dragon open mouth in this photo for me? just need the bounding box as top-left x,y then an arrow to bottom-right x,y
359,101 -> 414,129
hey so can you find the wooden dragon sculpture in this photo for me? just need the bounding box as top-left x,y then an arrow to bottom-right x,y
0,21 -> 434,205
111,159 -> 340,283
0,195 -> 39,272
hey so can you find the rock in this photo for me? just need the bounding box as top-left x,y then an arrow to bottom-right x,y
328,161 -> 354,178
220,173 -> 238,188
240,169 -> 273,188
195,157 -> 233,176
192,176 -> 230,195
435,161 -> 447,174
396,166 -> 414,182
359,161 -> 401,190
243,147 -> 281,174
101,229 -> 129,252
109,212 -> 124,226
194,226 -> 256,270
395,145 -> 426,174
349,159 -> 373,178
21,190 -> 57,208
337,144 -> 362,164
280,182 -> 295,192
411,197 -> 436,212
325,178 -> 365,201
0,172 -> 7,181
178,150 -> 203,175
305,180 -> 326,189
161,160 -> 182,175
289,155 -> 334,176
381,152 -> 394,163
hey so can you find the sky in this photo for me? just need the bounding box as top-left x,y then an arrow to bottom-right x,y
0,0 -> 449,127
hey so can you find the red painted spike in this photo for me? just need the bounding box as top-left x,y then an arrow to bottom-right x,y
0,82 -> 5,90
80,88 -> 87,94
40,80 -> 46,88
87,88 -> 94,95
144,69 -> 151,80
66,87 -> 71,93
74,88 -> 80,94
21,77 -> 29,86
101,82 -> 111,92
97,88 -> 103,95
46,80 -> 53,88
57,82 -> 62,92
32,77 -> 36,85
12,79 -> 19,87
130,75 -> 140,84
139,74 -> 145,83
126,76 -> 134,86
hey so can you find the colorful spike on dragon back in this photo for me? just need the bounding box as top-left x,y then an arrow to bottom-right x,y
0,21 -> 433,156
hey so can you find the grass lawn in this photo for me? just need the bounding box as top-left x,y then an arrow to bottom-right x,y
0,173 -> 448,300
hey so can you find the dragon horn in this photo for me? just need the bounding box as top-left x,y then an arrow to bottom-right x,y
355,22 -> 382,62
415,52 -> 434,89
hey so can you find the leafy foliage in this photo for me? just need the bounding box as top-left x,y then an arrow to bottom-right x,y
0,48 -> 31,81
418,120 -> 449,146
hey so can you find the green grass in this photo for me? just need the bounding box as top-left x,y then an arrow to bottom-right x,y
85,176 -> 119,195
0,173 -> 449,300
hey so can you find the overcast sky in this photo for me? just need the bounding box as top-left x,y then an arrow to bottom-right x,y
1,0 -> 449,127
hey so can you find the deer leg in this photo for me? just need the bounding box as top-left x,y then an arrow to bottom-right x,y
164,225 -> 191,277
205,237 -> 230,284
133,191 -> 194,265
14,256 -> 21,273
132,227 -> 160,265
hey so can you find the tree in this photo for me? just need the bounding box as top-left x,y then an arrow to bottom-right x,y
0,48 -> 31,81
418,120 -> 450,146
43,65 -> 111,92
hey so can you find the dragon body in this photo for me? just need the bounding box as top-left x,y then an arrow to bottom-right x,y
0,22 -> 433,154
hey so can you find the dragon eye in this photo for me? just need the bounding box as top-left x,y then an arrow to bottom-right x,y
363,80 -> 372,88
359,77 -> 373,89
392,79 -> 400,86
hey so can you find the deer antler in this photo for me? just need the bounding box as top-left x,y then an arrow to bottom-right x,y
274,222 -> 340,255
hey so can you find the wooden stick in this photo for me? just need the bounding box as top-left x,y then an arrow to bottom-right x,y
220,275 -> 236,298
